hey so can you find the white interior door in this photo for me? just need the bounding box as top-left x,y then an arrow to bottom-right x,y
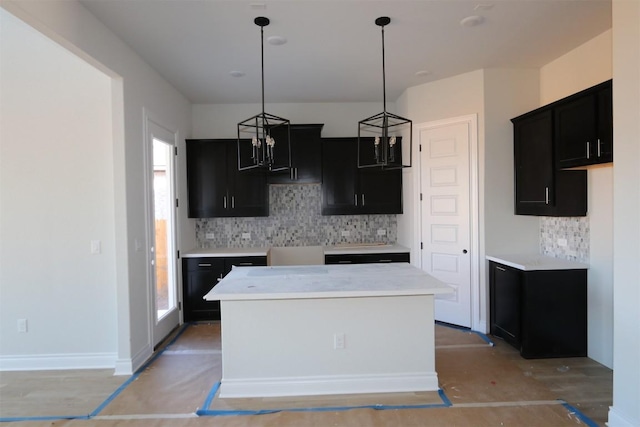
419,118 -> 474,328
145,114 -> 180,347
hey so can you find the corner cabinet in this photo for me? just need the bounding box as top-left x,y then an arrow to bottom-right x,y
512,109 -> 587,216
182,256 -> 267,321
268,124 -> 324,184
554,80 -> 613,168
321,137 -> 402,215
489,261 -> 587,359
186,139 -> 268,218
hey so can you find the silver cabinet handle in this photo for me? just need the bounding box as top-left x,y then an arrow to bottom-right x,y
377,259 -> 393,263
198,263 -> 212,267
362,194 -> 365,206
231,196 -> 235,209
223,196 -> 227,209
237,262 -> 253,266
354,194 -> 358,206
496,266 -> 506,272
586,141 -> 590,159
338,260 -> 352,264
545,187 -> 550,205
597,139 -> 601,157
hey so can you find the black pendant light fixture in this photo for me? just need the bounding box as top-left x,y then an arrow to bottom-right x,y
358,17 -> 412,169
237,17 -> 291,172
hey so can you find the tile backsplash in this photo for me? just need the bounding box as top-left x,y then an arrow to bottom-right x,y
195,184 -> 397,248
540,217 -> 589,263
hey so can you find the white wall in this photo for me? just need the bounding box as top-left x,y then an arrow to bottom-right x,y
0,9 -> 116,368
192,102 -> 384,138
1,0 -> 192,374
609,1 -> 640,426
539,29 -> 613,368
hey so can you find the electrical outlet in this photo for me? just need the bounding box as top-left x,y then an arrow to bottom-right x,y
242,232 -> 251,240
377,229 -> 387,236
334,333 -> 345,350
341,230 -> 350,237
17,319 -> 28,333
205,232 -> 215,240
90,240 -> 101,254
557,238 -> 568,247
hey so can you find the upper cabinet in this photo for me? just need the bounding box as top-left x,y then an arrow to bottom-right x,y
186,139 -> 268,218
554,80 -> 613,168
321,137 -> 402,215
512,109 -> 587,217
268,124 -> 324,184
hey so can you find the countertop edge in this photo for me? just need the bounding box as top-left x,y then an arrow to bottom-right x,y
486,254 -> 589,271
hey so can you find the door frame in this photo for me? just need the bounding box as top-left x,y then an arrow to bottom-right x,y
143,108 -> 181,347
414,114 -> 482,332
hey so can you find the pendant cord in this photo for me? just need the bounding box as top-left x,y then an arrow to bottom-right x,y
261,24 -> 265,115
381,24 -> 386,115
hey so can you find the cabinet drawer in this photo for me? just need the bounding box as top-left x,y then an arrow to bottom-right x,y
183,257 -> 224,271
325,252 -> 410,264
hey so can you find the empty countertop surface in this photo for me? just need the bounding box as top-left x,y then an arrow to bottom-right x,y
183,244 -> 409,258
486,254 -> 588,271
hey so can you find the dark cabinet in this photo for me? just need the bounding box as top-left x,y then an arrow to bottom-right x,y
325,252 -> 409,264
321,137 -> 402,215
512,109 -> 587,216
269,124 -> 324,184
489,261 -> 587,359
555,80 -> 613,168
186,139 -> 268,218
182,255 -> 267,321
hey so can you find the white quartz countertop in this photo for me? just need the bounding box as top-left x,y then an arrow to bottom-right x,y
182,247 -> 270,258
183,244 -> 409,258
486,254 -> 589,271
204,263 -> 453,301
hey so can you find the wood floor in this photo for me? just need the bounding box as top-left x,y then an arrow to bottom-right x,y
0,322 -> 612,426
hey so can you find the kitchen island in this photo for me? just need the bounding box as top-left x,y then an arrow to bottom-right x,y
204,263 -> 453,398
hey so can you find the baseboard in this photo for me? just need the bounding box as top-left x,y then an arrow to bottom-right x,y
607,406 -> 638,427
219,372 -> 439,398
0,352 -> 116,371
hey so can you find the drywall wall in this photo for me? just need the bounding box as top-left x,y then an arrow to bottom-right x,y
192,102 -> 384,139
539,29 -> 613,368
0,9 -> 116,367
609,1 -> 640,426
0,0 -> 192,374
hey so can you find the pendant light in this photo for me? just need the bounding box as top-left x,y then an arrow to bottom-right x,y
358,17 -> 412,169
237,17 -> 291,172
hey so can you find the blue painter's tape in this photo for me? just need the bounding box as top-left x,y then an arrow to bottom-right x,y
560,401 -> 599,427
435,321 -> 495,346
196,384 -> 452,417
0,415 -> 90,423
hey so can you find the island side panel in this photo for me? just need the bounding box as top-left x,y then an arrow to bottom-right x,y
219,294 -> 438,398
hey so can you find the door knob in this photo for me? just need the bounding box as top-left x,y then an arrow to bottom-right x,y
463,249 -> 468,254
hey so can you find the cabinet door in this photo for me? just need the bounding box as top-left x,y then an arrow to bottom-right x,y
555,94 -> 597,169
490,262 -> 521,348
513,110 -> 555,215
182,258 -> 225,321
227,140 -> 269,217
322,138 -> 359,215
325,252 -> 409,264
186,140 -> 227,218
358,168 -> 403,214
596,83 -> 613,163
269,124 -> 323,184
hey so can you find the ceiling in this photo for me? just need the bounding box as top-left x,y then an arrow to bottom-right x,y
80,0 -> 612,105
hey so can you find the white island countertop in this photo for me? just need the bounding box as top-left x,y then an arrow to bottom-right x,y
486,254 -> 589,271
204,263 -> 452,301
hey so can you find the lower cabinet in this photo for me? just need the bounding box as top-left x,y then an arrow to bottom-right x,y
182,256 -> 267,321
489,261 -> 587,359
324,252 -> 410,264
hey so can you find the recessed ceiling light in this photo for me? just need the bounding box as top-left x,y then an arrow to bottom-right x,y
229,71 -> 245,78
267,35 -> 287,46
415,70 -> 432,77
460,15 -> 485,27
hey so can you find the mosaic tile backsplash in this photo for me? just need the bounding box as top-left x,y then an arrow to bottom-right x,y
540,217 -> 589,263
195,184 -> 397,248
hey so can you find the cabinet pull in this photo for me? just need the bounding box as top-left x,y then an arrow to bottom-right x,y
545,187 -> 550,205
198,263 -> 212,267
586,141 -> 590,159
362,194 -> 365,206
496,266 -> 506,272
231,196 -> 235,209
377,259 -> 393,263
338,260 -> 352,264
237,262 -> 253,266
223,196 -> 227,209
294,168 -> 298,180
354,194 -> 358,206
597,139 -> 601,157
